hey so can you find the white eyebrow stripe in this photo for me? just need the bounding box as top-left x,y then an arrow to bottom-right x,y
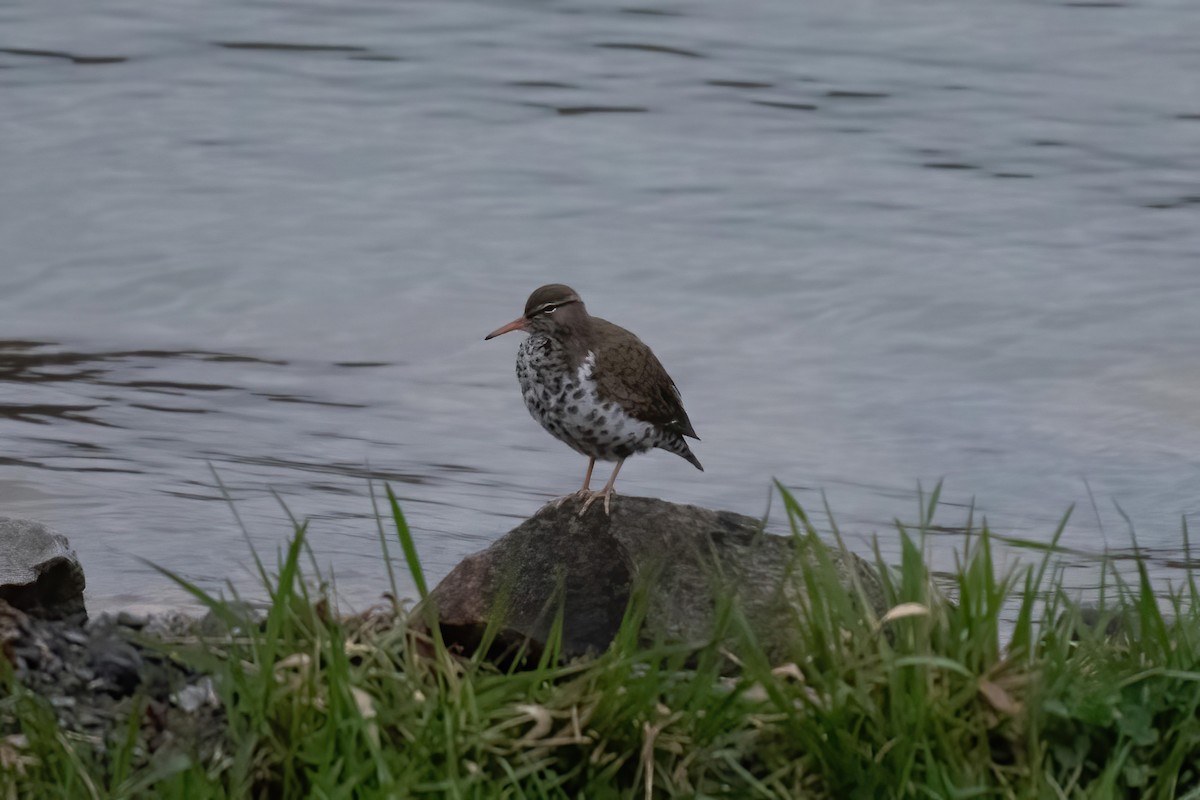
529,298 -> 578,315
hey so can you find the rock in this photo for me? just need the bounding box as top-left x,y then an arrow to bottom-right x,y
116,611 -> 148,630
0,599 -> 30,661
425,496 -> 886,664
172,677 -> 217,714
197,601 -> 262,637
142,609 -> 202,640
1067,602 -> 1129,640
0,598 -> 227,766
88,636 -> 145,697
0,517 -> 86,621
62,628 -> 89,647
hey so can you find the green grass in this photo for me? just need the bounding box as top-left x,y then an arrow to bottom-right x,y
4,484 -> 1200,798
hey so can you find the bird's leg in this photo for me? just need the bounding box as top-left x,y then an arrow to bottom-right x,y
556,457 -> 596,508
580,458 -> 624,516
579,457 -> 596,494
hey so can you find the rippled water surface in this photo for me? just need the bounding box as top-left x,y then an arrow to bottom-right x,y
2,0 -> 1199,611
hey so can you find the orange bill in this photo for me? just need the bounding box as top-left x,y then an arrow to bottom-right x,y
484,317 -> 528,340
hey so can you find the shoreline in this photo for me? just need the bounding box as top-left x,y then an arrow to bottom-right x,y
3,488 -> 1198,796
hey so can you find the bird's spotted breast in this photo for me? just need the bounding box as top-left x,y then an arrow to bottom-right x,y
516,336 -> 663,461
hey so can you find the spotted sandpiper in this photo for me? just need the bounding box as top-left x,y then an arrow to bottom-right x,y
485,284 -> 702,514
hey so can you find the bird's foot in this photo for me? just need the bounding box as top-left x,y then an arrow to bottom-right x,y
554,489 -> 593,510
578,488 -> 615,517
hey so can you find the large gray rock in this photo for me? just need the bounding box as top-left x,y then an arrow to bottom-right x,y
425,496 -> 885,664
0,517 -> 86,620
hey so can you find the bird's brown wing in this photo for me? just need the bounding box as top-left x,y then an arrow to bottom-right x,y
589,318 -> 699,440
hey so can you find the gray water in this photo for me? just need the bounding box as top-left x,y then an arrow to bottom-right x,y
2,0 -> 1199,612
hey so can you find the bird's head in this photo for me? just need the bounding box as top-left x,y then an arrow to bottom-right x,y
485,284 -> 586,340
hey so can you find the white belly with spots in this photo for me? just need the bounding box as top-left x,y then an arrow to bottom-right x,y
516,339 -> 660,461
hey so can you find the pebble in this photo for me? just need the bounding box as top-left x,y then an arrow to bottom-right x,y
90,640 -> 144,696
117,611 -> 148,629
1,600 -> 225,771
13,645 -> 41,670
172,678 -> 217,714
61,629 -> 89,647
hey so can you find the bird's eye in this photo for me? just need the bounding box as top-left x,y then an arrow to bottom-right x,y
544,306 -> 557,314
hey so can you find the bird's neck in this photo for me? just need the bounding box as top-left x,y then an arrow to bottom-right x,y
532,317 -> 595,371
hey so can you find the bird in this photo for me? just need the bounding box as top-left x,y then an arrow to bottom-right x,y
485,284 -> 702,515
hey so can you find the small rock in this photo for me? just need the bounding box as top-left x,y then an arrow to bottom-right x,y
0,600 -> 229,774
89,638 -> 144,697
142,610 -> 201,639
117,611 -> 148,629
12,645 -> 41,670
198,602 -> 261,637
172,678 -> 217,714
62,629 -> 89,647
0,518 -> 86,621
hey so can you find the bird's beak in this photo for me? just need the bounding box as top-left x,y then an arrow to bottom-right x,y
484,317 -> 528,340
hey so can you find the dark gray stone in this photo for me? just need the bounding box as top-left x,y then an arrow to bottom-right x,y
89,636 -> 145,697
0,599 -> 227,765
0,517 -> 86,620
62,628 -> 89,647
424,495 -> 886,664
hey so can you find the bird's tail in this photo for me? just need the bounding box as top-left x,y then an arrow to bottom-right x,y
660,436 -> 703,472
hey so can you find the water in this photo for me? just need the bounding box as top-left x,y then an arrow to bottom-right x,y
2,0 -> 1198,612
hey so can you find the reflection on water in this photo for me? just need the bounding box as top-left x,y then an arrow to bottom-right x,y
1,0 -> 1199,611
0,48 -> 127,65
